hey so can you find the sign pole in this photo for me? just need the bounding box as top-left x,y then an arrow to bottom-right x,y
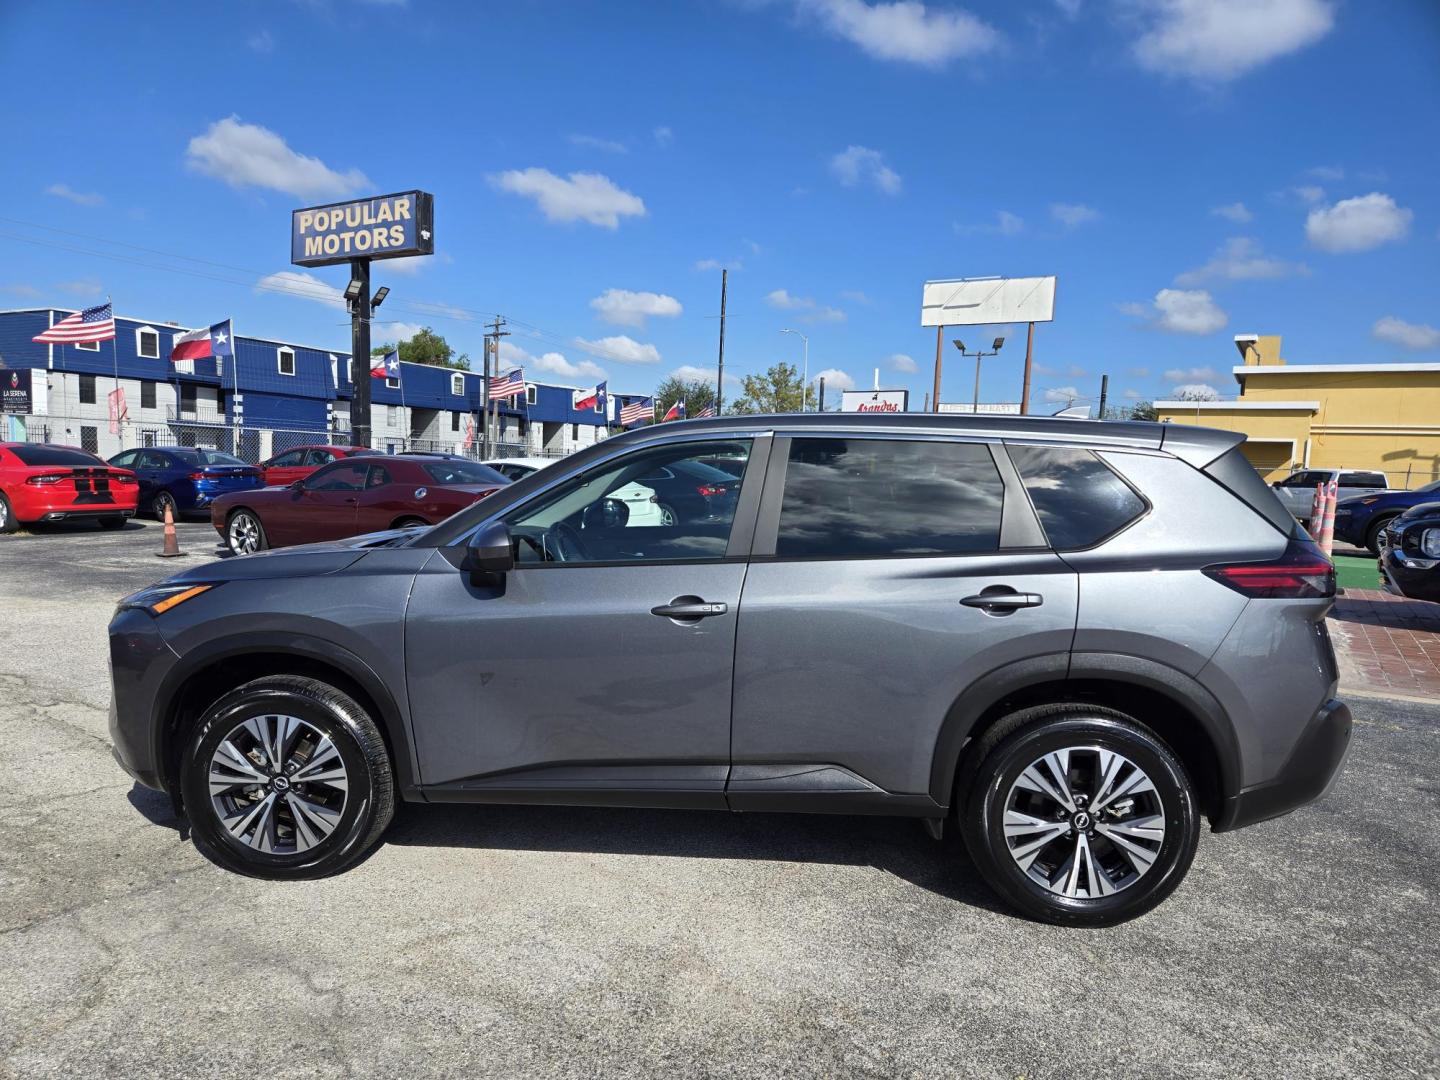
932,325 -> 943,413
350,257 -> 372,448
1020,321 -> 1035,416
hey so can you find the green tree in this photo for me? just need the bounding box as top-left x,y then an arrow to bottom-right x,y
1128,400 -> 1158,421
371,326 -> 470,371
729,362 -> 804,415
654,374 -> 716,420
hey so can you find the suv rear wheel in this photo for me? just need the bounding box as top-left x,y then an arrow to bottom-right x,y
181,675 -> 394,878
960,704 -> 1199,926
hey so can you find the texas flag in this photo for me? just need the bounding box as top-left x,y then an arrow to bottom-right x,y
661,399 -> 686,422
170,319 -> 234,363
370,349 -> 400,379
572,381 -> 607,413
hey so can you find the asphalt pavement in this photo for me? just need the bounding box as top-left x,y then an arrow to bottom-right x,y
1,521 -> 1437,1078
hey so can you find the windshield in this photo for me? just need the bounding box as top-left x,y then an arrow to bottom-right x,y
198,450 -> 247,467
422,461 -> 509,486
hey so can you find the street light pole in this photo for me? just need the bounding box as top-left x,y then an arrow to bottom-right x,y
952,337 -> 1005,414
780,328 -> 809,412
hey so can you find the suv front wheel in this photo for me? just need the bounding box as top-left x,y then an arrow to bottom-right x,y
181,675 -> 394,878
961,705 -> 1199,926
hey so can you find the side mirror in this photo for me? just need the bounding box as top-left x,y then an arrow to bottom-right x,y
465,520 -> 514,576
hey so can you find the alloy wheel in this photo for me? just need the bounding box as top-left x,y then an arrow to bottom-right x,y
228,513 -> 261,555
207,714 -> 349,855
1002,746 -> 1165,899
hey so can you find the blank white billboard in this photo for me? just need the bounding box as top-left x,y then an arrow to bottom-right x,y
920,276 -> 1056,327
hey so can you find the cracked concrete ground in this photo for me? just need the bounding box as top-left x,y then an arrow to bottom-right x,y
1,520 -> 1437,1078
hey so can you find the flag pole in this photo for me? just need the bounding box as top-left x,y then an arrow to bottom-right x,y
109,296 -> 124,448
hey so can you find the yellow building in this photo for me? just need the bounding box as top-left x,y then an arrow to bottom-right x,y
1154,334 -> 1440,489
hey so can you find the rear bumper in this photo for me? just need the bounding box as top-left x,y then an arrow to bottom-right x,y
1214,698 -> 1352,831
33,507 -> 134,522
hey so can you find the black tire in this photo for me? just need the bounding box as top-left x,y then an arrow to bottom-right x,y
151,490 -> 178,523
392,516 -> 429,530
225,508 -> 268,555
181,675 -> 394,879
959,704 -> 1199,927
97,516 -> 126,530
0,491 -> 17,534
1365,515 -> 1397,556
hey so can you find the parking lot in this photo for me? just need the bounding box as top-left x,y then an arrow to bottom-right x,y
1,521 -> 1437,1079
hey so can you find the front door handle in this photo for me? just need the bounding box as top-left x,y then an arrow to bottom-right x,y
961,590 -> 1044,612
651,597 -> 729,621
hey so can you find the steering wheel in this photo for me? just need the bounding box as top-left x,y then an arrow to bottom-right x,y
545,521 -> 589,562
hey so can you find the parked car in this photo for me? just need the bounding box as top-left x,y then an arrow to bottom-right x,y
110,414 -> 1350,927
479,456 -> 561,482
1270,467 -> 1388,526
108,447 -> 263,521
1378,501 -> 1440,603
259,444 -> 375,487
1334,479 -> 1440,554
211,454 -> 509,555
0,442 -> 138,532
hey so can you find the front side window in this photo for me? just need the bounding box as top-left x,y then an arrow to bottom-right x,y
1009,444 -> 1147,550
305,449 -> 335,466
775,438 -> 1004,559
366,464 -> 392,488
504,439 -> 752,565
270,450 -> 304,467
304,461 -> 369,491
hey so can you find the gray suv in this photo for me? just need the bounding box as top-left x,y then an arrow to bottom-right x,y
108,414 -> 1351,926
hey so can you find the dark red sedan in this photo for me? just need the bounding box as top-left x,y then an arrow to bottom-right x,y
0,442 -> 139,533
210,454 -> 509,555
258,444 -> 376,487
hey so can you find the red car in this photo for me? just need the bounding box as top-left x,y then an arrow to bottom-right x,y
0,442 -> 139,533
258,444 -> 376,487
211,454 -> 510,555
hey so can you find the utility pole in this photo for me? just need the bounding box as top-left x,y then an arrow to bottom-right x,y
715,269 -> 728,414
349,258 -> 372,448
483,315 -> 509,456
1098,374 -> 1109,420
818,376 -> 826,413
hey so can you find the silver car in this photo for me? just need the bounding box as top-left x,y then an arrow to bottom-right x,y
109,414 -> 1350,926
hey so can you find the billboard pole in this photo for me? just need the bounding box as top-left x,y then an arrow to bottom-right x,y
350,257 -> 372,448
1020,321 -> 1035,416
932,325 -> 943,413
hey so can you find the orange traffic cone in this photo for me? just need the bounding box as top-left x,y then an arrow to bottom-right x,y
156,501 -> 185,558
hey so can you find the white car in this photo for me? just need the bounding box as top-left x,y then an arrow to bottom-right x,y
480,456 -> 562,482
483,456 -> 665,526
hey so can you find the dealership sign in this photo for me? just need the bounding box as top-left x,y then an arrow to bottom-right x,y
841,389 -> 909,414
291,191 -> 435,267
1,368 -> 31,414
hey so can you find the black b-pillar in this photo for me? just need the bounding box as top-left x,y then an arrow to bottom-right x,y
349,257 -> 372,448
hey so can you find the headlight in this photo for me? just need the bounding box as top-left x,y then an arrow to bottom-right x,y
1423,528 -> 1440,559
115,582 -> 217,617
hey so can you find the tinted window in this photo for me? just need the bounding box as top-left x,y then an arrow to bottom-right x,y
138,451 -> 171,470
1203,445 -> 1297,536
422,461 -> 508,485
306,462 -> 368,491
1009,445 -> 1146,550
366,465 -> 391,488
1281,470 -> 1319,488
270,450 -> 304,467
197,450 -> 245,466
1345,472 -> 1386,489
8,445 -> 106,468
110,450 -> 137,469
775,438 -> 1003,558
306,449 -> 334,466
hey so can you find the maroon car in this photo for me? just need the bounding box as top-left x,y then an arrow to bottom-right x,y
211,455 -> 509,556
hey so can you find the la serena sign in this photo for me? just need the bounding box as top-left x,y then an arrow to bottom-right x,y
291,190 -> 435,267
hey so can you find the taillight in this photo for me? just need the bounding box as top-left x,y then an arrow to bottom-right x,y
1203,539 -> 1335,599
696,484 -> 727,497
112,473 -> 137,485
189,471 -> 206,481
26,473 -> 65,485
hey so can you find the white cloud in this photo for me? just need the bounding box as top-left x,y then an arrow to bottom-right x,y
653,126 -> 673,147
408,299 -> 472,322
1372,316 -> 1440,351
1307,164 -> 1345,182
1051,203 -> 1099,227
841,290 -> 872,305
1,284 -> 43,298
575,334 -> 663,364
830,145 -> 902,194
1172,383 -> 1221,401
589,288 -> 682,327
1292,184 -> 1325,204
1129,0 -> 1335,82
45,183 -> 103,207
255,270 -> 345,307
799,0 -> 1002,67
380,255 -> 430,276
1162,365 -> 1222,382
1127,365 -> 1151,377
765,289 -> 847,322
1124,289 -> 1228,334
375,322 -> 427,344
1055,0 -> 1083,15
501,340 -> 606,382
247,29 -> 275,53
1122,388 -> 1142,399
1043,386 -> 1081,404
567,133 -> 628,154
694,257 -> 742,272
1211,202 -> 1253,223
888,352 -> 918,372
956,210 -> 1024,235
490,168 -> 646,229
812,368 -> 856,391
1175,237 -> 1308,286
808,306 -> 846,324
1306,192 -> 1413,253
56,279 -> 104,298
672,364 -> 741,387
186,117 -> 370,198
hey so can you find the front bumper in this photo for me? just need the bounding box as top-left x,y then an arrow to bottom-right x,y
1215,698 -> 1353,831
1380,547 -> 1440,603
108,607 -> 182,791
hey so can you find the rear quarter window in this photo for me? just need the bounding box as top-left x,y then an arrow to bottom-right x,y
1007,444 -> 1147,550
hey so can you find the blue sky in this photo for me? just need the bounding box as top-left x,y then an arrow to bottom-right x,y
2,0 -> 1438,409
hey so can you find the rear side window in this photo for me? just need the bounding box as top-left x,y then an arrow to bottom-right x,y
1198,444 -> 1297,536
1008,445 -> 1146,550
1345,472 -> 1386,489
776,438 -> 1003,558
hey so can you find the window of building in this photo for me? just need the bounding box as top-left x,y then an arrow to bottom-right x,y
451,373 -> 465,396
135,327 -> 160,359
386,377 -> 400,389
79,374 -> 97,404
277,348 -> 296,376
774,438 -> 1004,559
180,384 -> 197,414
140,380 -> 156,410
79,426 -> 98,453
141,430 -> 156,448
526,385 -> 537,406
571,423 -> 579,441
387,405 -> 398,427
1008,445 -> 1148,550
75,339 -> 100,352
451,412 -> 461,432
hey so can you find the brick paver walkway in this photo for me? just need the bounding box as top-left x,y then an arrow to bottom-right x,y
1329,588 -> 1440,699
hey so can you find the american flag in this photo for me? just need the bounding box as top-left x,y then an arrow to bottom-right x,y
696,404 -> 716,418
619,397 -> 653,426
489,368 -> 524,401
32,302 -> 116,345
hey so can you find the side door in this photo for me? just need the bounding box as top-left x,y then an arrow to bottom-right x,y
279,460 -> 368,544
263,449 -> 307,487
353,460 -> 399,534
134,449 -> 170,509
403,434 -> 768,802
729,435 -> 1079,811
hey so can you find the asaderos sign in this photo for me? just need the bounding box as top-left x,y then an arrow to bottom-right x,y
291,191 -> 434,267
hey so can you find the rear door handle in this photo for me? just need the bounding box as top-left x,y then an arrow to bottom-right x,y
961,591 -> 1043,611
651,598 -> 729,621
